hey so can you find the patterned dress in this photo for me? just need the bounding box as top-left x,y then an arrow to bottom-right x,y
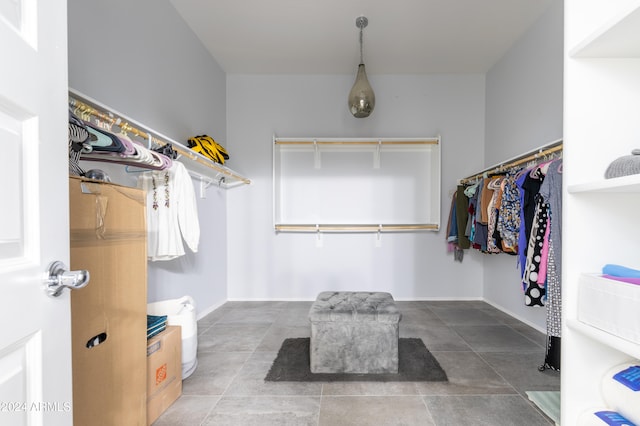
496,168 -> 522,254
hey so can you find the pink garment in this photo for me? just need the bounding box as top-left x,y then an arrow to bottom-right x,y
602,274 -> 640,286
537,214 -> 551,284
114,133 -> 137,156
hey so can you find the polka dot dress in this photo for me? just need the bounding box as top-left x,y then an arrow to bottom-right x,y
523,196 -> 548,307
542,240 -> 561,370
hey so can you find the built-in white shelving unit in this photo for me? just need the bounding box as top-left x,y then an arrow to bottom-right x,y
272,136 -> 441,233
569,2 -> 640,57
563,1 -> 640,423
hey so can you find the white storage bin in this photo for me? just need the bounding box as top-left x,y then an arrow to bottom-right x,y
148,295 -> 198,379
578,274 -> 640,345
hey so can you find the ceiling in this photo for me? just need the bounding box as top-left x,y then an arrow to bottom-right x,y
169,0 -> 554,75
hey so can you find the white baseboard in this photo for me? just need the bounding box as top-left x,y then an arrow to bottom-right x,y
197,300 -> 228,321
214,297 -> 545,334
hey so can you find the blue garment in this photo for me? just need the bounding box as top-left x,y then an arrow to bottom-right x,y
603,264 -> 640,278
472,180 -> 487,250
516,171 -> 528,283
468,188 -> 479,242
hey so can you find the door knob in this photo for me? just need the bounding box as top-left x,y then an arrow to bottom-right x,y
44,261 -> 90,297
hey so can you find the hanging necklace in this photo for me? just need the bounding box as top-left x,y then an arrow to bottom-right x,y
164,172 -> 170,208
151,172 -> 170,210
151,175 -> 159,210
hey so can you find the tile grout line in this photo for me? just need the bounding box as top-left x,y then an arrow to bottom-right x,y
195,305 -> 278,423
198,310 -> 242,425
218,308 -> 277,397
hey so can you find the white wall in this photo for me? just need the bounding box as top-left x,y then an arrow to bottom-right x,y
482,1 -> 564,329
67,0 -> 229,316
226,74 -> 486,300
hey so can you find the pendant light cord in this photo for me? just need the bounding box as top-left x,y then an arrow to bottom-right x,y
359,25 -> 364,64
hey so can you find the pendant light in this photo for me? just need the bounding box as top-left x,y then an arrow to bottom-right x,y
348,16 -> 375,118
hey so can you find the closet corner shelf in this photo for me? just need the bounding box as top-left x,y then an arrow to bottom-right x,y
566,318 -> 640,360
68,89 -> 250,189
567,174 -> 640,194
569,3 -> 640,58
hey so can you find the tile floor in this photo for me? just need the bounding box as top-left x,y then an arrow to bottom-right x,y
153,300 -> 560,426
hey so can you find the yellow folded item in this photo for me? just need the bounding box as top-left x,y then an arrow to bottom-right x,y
187,135 -> 229,165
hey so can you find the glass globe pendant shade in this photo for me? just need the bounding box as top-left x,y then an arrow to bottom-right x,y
348,63 -> 375,118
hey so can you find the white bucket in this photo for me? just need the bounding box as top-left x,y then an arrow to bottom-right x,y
148,295 -> 198,379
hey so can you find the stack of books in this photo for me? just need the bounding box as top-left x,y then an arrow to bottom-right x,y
147,315 -> 167,339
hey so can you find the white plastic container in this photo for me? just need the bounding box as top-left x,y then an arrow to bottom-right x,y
578,274 -> 640,345
148,295 -> 198,379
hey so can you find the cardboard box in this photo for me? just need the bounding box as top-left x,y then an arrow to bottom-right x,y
147,326 -> 182,425
69,177 -> 148,425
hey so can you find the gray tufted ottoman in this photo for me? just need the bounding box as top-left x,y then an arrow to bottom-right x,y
308,291 -> 402,374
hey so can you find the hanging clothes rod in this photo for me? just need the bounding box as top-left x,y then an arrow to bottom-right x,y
68,89 -> 251,186
459,139 -> 563,185
275,223 -> 439,233
274,137 -> 439,146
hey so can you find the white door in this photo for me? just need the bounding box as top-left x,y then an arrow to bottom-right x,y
0,0 -> 73,425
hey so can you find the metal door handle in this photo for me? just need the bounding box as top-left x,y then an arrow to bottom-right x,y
44,261 -> 90,297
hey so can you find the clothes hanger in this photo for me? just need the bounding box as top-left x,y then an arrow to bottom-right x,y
152,143 -> 178,160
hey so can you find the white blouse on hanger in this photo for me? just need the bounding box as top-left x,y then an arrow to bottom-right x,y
138,161 -> 200,261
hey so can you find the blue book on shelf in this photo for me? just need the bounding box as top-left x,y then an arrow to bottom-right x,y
147,315 -> 167,339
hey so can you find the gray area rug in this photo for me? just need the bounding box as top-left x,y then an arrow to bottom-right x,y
265,337 -> 448,382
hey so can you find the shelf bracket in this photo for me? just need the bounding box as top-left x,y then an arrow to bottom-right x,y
374,140 -> 381,169
199,176 -> 211,198
315,224 -> 323,247
196,173 -> 226,198
313,139 -> 321,169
